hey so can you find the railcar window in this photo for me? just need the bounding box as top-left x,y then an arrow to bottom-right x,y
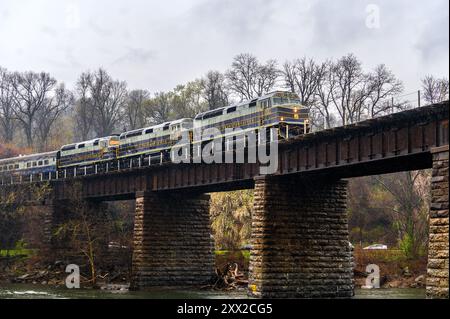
249,100 -> 257,107
9,165 -> 13,170
163,124 -> 170,131
33,162 -> 37,167
291,99 -> 301,104
38,161 -> 43,166
44,160 -> 49,165
272,97 -> 289,105
93,140 -> 100,146
261,100 -> 269,108
27,163 -> 31,168
227,106 -> 237,113
62,145 -> 76,151
127,130 -> 144,138
203,109 -> 224,120
78,144 -> 85,149
145,128 -> 154,134
15,164 -> 19,169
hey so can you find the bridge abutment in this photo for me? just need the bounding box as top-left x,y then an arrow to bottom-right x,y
131,191 -> 215,290
248,176 -> 354,298
427,146 -> 449,299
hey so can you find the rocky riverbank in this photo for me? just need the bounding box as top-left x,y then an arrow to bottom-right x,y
2,249 -> 428,292
353,248 -> 428,289
0,256 -> 130,290
354,269 -> 427,289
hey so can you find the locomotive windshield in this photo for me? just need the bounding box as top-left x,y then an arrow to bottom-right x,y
271,92 -> 301,106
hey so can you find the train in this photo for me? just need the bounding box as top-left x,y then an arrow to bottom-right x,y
0,91 -> 309,184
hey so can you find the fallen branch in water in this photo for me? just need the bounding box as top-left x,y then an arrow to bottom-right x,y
202,262 -> 248,291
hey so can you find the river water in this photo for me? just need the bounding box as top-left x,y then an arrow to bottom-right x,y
0,284 -> 425,299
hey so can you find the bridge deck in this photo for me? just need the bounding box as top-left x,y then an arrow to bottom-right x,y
0,101 -> 448,201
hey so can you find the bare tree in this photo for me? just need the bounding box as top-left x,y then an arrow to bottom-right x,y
201,71 -> 229,110
35,83 -> 74,151
314,61 -> 337,129
74,72 -> 95,141
0,68 -> 17,142
173,80 -> 208,119
254,59 -> 279,97
421,75 -> 449,104
281,54 -> 404,130
124,89 -> 150,130
10,71 -> 58,148
226,53 -> 279,101
329,54 -> 371,125
366,64 -> 403,117
282,58 -> 327,106
226,54 -> 258,100
88,68 -> 127,136
54,182 -> 111,286
145,91 -> 174,124
375,171 -> 430,259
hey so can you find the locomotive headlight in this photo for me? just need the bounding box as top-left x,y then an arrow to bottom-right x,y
280,117 -> 284,121
294,107 -> 298,113
294,114 -> 299,119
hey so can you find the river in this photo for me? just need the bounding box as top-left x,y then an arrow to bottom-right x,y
0,284 -> 425,299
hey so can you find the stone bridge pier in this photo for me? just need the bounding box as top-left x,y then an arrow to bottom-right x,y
131,191 -> 215,289
39,199 -> 108,258
248,175 -> 354,298
427,146 -> 449,299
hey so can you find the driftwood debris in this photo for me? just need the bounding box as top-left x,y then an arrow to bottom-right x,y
202,262 -> 248,290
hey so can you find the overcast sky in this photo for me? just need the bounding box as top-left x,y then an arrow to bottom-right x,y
0,0 -> 448,95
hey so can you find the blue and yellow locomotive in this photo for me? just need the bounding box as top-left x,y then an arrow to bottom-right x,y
193,91 -> 309,139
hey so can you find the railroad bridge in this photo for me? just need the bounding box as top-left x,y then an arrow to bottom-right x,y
1,101 -> 448,298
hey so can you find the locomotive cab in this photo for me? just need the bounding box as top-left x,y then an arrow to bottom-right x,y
169,118 -> 193,141
263,91 -> 310,139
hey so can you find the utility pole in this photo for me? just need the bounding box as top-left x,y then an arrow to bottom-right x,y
391,96 -> 395,113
